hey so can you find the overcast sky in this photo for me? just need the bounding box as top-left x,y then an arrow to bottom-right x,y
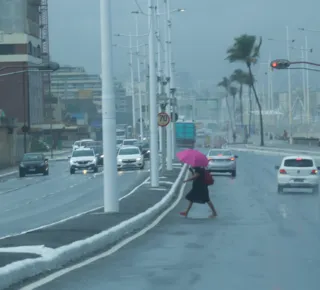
48,0 -> 320,92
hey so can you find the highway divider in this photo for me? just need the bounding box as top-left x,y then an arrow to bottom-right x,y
0,163 -> 188,290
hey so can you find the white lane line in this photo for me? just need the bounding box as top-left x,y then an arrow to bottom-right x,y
0,171 -> 155,241
20,166 -> 188,289
279,204 -> 288,219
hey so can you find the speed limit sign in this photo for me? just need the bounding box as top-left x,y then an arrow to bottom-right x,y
157,112 -> 170,127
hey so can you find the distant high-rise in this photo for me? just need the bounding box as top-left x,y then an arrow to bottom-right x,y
176,71 -> 193,89
0,0 -> 48,127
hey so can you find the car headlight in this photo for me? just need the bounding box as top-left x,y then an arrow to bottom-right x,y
136,157 -> 141,161
101,155 -> 104,158
147,150 -> 150,153
117,158 -> 122,162
20,163 -> 25,167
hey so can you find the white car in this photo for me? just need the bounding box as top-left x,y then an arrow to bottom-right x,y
72,139 -> 94,151
69,148 -> 98,174
275,155 -> 320,193
117,146 -> 144,170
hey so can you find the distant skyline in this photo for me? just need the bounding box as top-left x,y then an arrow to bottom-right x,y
48,0 -> 320,92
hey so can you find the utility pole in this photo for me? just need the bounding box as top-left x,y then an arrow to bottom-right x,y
148,0 -> 159,187
129,34 -> 136,138
100,0 -> 118,212
132,12 -> 144,139
286,26 -> 293,144
164,0 -> 172,170
156,0 -> 163,152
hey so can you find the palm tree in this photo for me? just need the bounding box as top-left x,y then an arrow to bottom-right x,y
226,34 -> 264,146
217,77 -> 234,134
230,69 -> 247,126
229,85 -> 238,127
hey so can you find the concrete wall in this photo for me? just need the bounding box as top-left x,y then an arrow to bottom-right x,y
0,127 -> 27,169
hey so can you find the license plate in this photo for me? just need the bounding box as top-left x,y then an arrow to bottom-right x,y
29,168 -> 36,172
294,178 -> 304,182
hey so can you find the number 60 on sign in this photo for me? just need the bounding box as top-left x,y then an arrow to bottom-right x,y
157,112 -> 170,127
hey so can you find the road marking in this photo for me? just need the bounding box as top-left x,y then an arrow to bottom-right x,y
20,166 -> 188,289
279,204 -> 288,219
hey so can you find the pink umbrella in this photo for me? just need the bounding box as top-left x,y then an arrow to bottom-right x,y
176,149 -> 208,167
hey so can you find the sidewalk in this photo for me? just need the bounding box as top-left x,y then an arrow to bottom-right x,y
0,166 -> 185,289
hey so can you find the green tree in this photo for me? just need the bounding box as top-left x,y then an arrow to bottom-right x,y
217,77 -> 234,136
226,34 -> 264,146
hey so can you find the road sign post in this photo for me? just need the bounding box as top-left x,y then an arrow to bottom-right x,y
157,112 -> 170,127
159,105 -> 167,175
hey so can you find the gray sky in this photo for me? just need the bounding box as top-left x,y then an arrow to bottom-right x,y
48,0 -> 320,91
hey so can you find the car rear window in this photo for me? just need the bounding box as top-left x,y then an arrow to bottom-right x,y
284,159 -> 314,167
208,150 -> 232,156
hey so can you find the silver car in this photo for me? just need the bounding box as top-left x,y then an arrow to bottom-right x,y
206,149 -> 238,177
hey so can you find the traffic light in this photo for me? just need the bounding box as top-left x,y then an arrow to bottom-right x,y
270,59 -> 290,69
170,112 -> 178,122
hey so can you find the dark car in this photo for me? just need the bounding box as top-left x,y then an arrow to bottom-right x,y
92,146 -> 103,166
138,142 -> 150,159
19,153 -> 49,177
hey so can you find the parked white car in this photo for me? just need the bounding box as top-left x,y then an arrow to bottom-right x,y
117,146 -> 144,170
275,155 -> 320,193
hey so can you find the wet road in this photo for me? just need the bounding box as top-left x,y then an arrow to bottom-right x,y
0,161 -> 150,238
31,151 -> 320,290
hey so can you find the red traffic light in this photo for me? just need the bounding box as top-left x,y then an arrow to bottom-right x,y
270,59 -> 290,69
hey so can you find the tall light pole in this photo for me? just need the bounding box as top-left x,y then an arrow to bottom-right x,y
304,36 -> 310,125
166,0 -> 177,158
132,11 -> 144,140
129,34 -> 137,138
148,0 -> 159,187
164,0 -> 172,170
156,0 -> 163,153
100,0 -> 118,212
286,26 -> 293,143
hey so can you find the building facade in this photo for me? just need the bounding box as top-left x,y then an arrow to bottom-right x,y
0,0 -> 44,127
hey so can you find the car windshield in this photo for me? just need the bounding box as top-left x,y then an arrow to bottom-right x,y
74,141 -> 80,146
92,147 -> 102,154
22,154 -> 43,161
208,150 -> 232,156
284,159 -> 314,167
118,148 -> 140,155
72,150 -> 94,157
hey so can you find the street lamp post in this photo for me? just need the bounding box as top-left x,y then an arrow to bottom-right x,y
100,0 -> 118,212
304,36 -> 310,125
132,11 -> 144,139
148,0 -> 159,187
164,0 -> 172,171
156,0 -> 163,153
129,34 -> 137,138
286,26 -> 293,143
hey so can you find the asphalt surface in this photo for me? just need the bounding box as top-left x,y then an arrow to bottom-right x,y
0,161 -> 151,238
31,151 -> 320,290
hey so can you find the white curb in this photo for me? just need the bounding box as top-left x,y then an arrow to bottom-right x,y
0,164 -> 188,289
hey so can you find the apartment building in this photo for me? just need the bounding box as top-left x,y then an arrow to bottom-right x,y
0,0 -> 45,126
